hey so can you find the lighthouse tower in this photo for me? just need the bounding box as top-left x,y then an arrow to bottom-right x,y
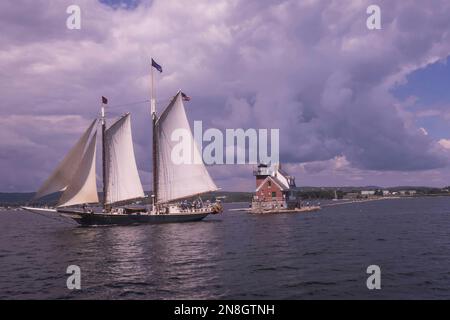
254,163 -> 273,189
252,163 -> 298,210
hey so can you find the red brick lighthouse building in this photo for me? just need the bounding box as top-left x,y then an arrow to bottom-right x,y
252,163 -> 299,210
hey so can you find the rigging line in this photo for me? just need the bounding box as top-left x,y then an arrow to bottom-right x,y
107,99 -> 150,109
23,208 -> 78,225
106,98 -> 172,109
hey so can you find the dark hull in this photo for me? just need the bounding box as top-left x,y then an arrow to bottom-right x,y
58,210 -> 210,227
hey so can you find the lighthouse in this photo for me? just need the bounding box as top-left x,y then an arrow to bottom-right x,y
252,163 -> 298,211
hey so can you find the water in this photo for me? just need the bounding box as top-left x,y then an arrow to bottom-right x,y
0,197 -> 449,299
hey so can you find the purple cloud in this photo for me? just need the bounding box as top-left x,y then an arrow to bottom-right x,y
1,0 -> 450,192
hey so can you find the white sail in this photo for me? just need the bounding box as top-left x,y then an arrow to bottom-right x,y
34,119 -> 97,199
104,113 -> 144,204
156,92 -> 218,203
58,131 -> 99,207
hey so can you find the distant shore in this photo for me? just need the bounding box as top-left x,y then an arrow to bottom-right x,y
1,192 -> 450,210
321,196 -> 401,207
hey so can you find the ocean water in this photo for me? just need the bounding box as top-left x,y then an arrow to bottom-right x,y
0,197 -> 449,299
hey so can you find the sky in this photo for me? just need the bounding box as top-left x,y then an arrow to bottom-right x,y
1,0 -> 450,192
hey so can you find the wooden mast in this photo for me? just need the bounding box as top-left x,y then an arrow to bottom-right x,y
151,59 -> 158,211
101,97 -> 107,211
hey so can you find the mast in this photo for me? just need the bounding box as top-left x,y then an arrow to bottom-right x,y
151,59 -> 158,211
101,96 -> 108,211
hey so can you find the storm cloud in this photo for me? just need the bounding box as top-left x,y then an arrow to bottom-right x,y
1,0 -> 450,191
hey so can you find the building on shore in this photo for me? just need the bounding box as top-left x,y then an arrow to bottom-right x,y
361,190 -> 376,197
399,190 -> 417,196
251,163 -> 299,210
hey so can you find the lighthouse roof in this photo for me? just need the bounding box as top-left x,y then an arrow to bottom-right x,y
256,175 -> 290,192
254,163 -> 297,188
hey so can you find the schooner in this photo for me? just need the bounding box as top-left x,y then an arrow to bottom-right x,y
23,72 -> 222,225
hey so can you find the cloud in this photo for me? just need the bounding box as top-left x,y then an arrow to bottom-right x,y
438,139 -> 450,150
419,127 -> 428,136
1,0 -> 450,191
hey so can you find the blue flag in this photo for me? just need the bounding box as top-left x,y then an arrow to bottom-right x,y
151,58 -> 162,73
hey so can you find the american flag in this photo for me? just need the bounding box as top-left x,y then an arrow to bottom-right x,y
181,92 -> 191,101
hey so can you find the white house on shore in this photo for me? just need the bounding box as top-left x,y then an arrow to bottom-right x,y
361,190 -> 376,196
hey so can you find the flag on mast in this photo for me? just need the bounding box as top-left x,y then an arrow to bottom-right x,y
151,58 -> 162,73
181,92 -> 191,101
102,96 -> 108,104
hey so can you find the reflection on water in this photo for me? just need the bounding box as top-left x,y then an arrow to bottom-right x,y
52,219 -> 224,299
0,198 -> 450,299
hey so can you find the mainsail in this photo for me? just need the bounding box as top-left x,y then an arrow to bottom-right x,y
156,92 -> 218,203
58,131 -> 99,207
34,119 -> 97,200
104,113 -> 144,204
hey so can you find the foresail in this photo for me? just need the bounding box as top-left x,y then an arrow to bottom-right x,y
156,92 -> 218,203
34,119 -> 97,200
105,113 -> 144,204
58,131 -> 99,207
